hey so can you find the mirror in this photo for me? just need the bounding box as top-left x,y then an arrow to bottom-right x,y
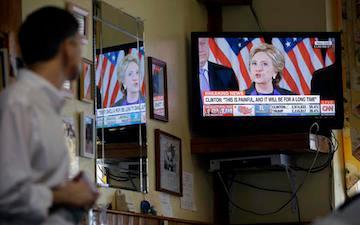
94,1 -> 147,192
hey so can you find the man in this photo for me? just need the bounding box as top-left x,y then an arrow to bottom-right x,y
311,63 -> 337,98
311,193 -> 360,225
198,37 -> 239,94
0,7 -> 98,225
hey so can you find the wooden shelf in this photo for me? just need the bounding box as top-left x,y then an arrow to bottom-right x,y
97,143 -> 147,159
191,133 -> 310,157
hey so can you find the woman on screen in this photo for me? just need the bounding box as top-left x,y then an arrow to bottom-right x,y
244,43 -> 295,95
113,54 -> 145,106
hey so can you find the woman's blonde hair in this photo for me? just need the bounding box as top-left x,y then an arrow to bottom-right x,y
117,54 -> 140,94
249,43 -> 285,86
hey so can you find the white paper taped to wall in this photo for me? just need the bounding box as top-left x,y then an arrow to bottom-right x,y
180,171 -> 196,211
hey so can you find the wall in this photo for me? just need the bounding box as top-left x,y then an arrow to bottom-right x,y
221,0 -> 346,224
341,0 -> 360,199
222,0 -> 327,32
325,0 -> 346,208
23,0 -> 213,223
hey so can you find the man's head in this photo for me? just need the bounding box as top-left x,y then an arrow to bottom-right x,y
19,6 -> 81,81
198,38 -> 209,68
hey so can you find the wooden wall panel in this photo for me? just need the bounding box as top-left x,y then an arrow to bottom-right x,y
0,0 -> 21,34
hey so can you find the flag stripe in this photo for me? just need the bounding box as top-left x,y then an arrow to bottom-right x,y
311,38 -> 324,68
297,42 -> 316,73
237,53 -> 251,87
283,68 -> 301,94
209,38 -> 232,68
272,38 -> 304,94
325,48 -> 335,66
303,38 -> 324,71
98,56 -> 108,90
103,63 -> 116,108
292,46 -> 313,90
110,82 -> 120,106
107,51 -> 124,107
287,50 -> 310,94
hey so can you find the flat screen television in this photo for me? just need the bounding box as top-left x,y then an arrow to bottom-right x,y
95,42 -> 146,143
190,32 -> 343,136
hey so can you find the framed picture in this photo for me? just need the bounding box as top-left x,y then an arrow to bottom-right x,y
80,112 -> 95,158
0,48 -> 9,92
148,57 -> 168,122
155,129 -> 182,196
79,58 -> 94,102
62,117 -> 79,178
66,2 -> 89,44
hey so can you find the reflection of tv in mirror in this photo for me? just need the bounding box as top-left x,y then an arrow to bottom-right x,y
95,42 -> 146,129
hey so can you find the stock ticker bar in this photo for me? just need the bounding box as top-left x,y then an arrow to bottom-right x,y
96,103 -> 146,128
202,92 -> 335,117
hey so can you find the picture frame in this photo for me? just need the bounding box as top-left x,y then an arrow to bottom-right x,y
80,112 -> 95,158
0,48 -> 9,93
79,58 -> 94,103
148,57 -> 169,122
62,116 -> 79,178
66,2 -> 89,44
155,129 -> 182,196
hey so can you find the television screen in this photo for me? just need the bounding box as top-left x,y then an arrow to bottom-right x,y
191,32 -> 343,133
95,42 -> 146,128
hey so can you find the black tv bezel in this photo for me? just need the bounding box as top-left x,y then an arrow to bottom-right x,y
190,32 -> 344,136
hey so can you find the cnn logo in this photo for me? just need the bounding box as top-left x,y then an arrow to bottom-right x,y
321,104 -> 335,114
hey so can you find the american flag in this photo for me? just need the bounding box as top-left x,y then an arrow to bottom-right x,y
95,46 -> 145,108
208,37 -> 335,94
325,38 -> 335,66
272,37 -> 326,95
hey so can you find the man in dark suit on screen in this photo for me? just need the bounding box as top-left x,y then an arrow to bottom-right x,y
311,63 -> 337,98
198,38 -> 239,94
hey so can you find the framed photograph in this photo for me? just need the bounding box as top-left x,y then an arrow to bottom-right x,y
155,129 -> 182,196
80,112 -> 95,158
0,48 -> 9,92
148,57 -> 168,122
62,117 -> 79,178
79,58 -> 94,102
66,2 -> 89,44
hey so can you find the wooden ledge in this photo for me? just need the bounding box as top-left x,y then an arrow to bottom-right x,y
93,208 -> 214,225
191,133 -> 310,156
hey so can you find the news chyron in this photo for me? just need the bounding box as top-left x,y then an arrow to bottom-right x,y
202,92 -> 335,117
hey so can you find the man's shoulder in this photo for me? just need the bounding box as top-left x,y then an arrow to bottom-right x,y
113,98 -> 125,107
208,61 -> 232,71
0,79 -> 39,109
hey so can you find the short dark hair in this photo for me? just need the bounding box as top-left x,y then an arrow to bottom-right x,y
18,6 -> 79,65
